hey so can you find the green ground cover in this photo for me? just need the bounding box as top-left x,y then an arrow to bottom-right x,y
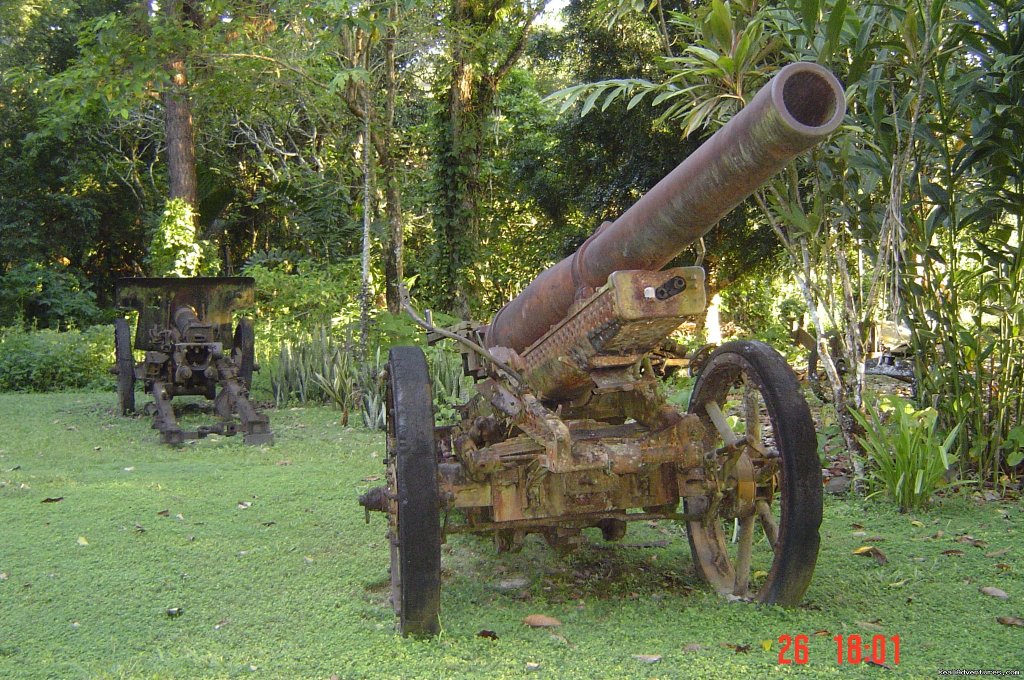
0,392 -> 1021,679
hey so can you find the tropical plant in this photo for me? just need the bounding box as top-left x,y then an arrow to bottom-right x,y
852,396 -> 961,512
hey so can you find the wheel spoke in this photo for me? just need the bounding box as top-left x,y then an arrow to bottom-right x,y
733,514 -> 755,596
756,499 -> 778,549
704,400 -> 739,446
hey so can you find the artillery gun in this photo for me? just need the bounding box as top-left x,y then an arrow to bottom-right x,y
360,63 -> 845,636
114,277 -> 273,445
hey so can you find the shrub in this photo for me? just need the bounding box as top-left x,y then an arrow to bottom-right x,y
851,396 -> 962,512
0,263 -> 102,330
0,325 -> 115,392
148,198 -> 221,277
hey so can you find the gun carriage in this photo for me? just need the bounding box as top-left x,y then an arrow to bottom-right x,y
114,277 -> 273,446
360,62 -> 845,636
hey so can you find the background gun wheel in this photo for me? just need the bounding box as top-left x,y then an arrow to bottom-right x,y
686,340 -> 822,606
114,317 -> 135,415
385,346 -> 441,637
232,318 -> 255,389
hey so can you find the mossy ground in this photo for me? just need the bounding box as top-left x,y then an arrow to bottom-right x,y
0,392 -> 1021,679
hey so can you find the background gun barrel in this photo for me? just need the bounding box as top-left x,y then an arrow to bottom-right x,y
486,62 -> 845,353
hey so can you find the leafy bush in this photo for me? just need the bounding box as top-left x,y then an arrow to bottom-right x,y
0,325 -> 114,392
852,396 -> 961,512
147,198 -> 221,277
0,263 -> 102,330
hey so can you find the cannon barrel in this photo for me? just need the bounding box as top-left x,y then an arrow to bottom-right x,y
486,62 -> 845,354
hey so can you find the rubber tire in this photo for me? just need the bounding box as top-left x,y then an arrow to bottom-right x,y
232,318 -> 255,389
386,346 -> 441,637
114,317 -> 136,415
686,340 -> 822,606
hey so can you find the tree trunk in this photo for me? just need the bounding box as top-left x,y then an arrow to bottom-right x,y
431,0 -> 542,317
163,2 -> 199,220
381,6 -> 404,314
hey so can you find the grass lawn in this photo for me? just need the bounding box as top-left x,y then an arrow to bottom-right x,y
0,391 -> 1021,679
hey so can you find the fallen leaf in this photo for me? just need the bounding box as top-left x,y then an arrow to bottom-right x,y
760,640 -> 772,651
76,536 -> 88,546
303,556 -> 314,564
986,548 -> 1010,558
856,620 -> 884,631
851,523 -> 865,529
41,497 -> 64,503
214,619 -> 229,630
930,531 -> 945,540
996,616 -> 1024,627
633,654 -> 661,663
477,629 -> 499,640
523,614 -> 561,628
0,572 -> 8,581
166,607 -> 184,617
134,523 -> 145,533
942,549 -> 965,556
262,521 -> 276,527
721,643 -> 751,654
123,466 -> 135,472
910,520 -> 924,527
867,660 -> 893,669
995,563 -> 1012,572
853,545 -> 888,565
525,662 -> 542,672
957,534 -> 987,548
812,629 -> 831,637
175,513 -> 184,520
156,509 -> 170,516
237,501 -> 252,509
980,586 -> 1009,600
361,475 -> 381,482
93,446 -> 101,451
682,643 -> 706,653
276,460 -> 292,466
864,536 -> 885,543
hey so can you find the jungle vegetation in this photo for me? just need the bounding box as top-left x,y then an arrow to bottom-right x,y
1,0 -> 1022,496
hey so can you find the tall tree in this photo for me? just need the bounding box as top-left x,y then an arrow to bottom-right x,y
161,0 -> 201,212
430,0 -> 546,316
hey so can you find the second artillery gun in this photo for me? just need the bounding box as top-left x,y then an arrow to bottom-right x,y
360,62 -> 845,636
114,276 -> 273,445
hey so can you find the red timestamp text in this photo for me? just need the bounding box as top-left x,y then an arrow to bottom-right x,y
777,634 -> 901,666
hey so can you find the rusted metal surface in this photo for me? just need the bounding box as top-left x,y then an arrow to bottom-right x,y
487,62 -> 845,354
114,277 -> 272,446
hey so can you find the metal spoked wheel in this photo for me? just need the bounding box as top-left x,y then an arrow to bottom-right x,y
114,317 -> 136,415
686,340 -> 822,606
385,346 -> 441,637
232,318 -> 256,389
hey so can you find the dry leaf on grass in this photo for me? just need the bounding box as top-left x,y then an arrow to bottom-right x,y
682,643 -> 706,653
980,586 -> 1009,600
237,501 -> 252,509
996,616 -> 1024,627
942,549 -> 965,556
477,630 -> 499,640
76,536 -> 88,546
957,534 -> 987,548
853,545 -> 888,565
986,548 -> 1010,558
523,614 -> 561,628
633,655 -> 661,663
721,643 -> 751,654
41,497 -> 63,503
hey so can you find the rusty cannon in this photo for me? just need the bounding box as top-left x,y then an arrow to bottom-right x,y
360,62 -> 845,636
113,277 -> 273,446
